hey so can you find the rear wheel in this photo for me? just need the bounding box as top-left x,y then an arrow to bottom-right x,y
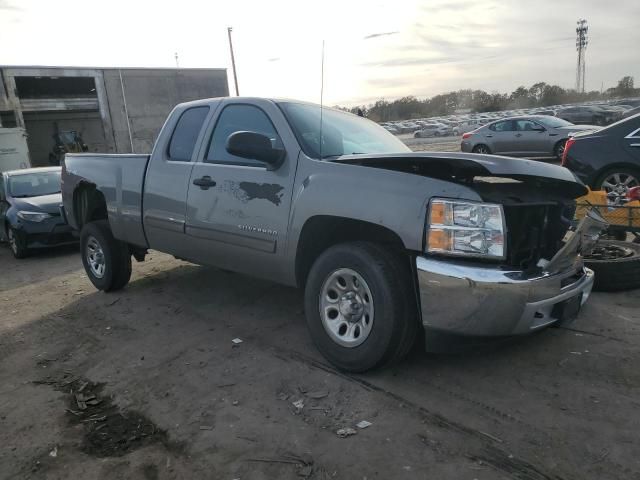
472,144 -> 491,154
594,167 -> 640,198
80,220 -> 131,292
554,139 -> 567,159
7,226 -> 28,259
584,240 -> 640,291
304,242 -> 418,372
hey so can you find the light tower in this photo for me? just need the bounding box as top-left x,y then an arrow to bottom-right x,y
575,19 -> 588,93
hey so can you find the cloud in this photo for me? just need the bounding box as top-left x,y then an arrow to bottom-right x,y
267,57 -> 280,62
0,0 -> 21,11
363,31 -> 399,40
361,56 -> 461,67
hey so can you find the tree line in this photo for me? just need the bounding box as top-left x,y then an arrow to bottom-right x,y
337,76 -> 638,122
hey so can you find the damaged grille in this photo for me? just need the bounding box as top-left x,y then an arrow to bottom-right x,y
503,203 -> 575,270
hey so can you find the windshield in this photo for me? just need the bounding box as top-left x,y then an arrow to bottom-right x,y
8,171 -> 61,198
536,116 -> 573,128
278,102 -> 410,159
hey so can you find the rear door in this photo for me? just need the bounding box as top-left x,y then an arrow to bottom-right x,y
486,120 -> 516,153
623,124 -> 640,162
183,99 -> 299,282
0,175 -> 7,241
143,104 -> 215,257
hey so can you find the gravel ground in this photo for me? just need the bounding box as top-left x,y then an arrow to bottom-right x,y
1,242 -> 639,479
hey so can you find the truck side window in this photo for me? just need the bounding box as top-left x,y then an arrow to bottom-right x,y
206,104 -> 281,166
168,106 -> 209,161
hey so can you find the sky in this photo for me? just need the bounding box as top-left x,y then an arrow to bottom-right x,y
1,0 -> 638,106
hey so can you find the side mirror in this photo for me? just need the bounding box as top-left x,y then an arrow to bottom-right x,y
226,131 -> 285,169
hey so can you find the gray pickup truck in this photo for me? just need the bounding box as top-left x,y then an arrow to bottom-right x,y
62,97 -> 606,372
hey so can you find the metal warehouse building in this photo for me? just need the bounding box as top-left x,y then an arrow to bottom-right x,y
0,66 -> 229,166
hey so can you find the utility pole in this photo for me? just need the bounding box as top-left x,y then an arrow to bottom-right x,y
174,52 -> 179,68
227,27 -> 239,96
575,19 -> 588,93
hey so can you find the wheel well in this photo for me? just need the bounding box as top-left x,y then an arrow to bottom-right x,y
73,184 -> 108,229
295,216 -> 407,287
592,164 -> 640,189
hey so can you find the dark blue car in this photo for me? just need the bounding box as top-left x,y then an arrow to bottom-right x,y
0,167 -> 77,258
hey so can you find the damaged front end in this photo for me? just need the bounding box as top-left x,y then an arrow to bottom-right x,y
334,152 -> 608,341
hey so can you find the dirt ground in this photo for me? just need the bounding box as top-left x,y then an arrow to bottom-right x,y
1,242 -> 639,480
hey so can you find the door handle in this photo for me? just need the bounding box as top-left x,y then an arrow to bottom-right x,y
630,143 -> 640,148
193,175 -> 217,189
485,135 -> 493,138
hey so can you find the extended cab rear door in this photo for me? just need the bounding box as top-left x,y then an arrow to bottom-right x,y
183,99 -> 300,282
143,103 -> 218,257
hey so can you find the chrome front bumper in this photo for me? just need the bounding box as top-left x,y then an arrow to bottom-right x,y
415,256 -> 594,337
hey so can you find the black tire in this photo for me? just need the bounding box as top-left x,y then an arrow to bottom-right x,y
593,166 -> 640,193
434,131 -> 440,137
304,241 -> 418,372
472,144 -> 491,154
554,139 -> 567,160
584,240 -> 640,292
414,132 -> 421,138
593,116 -> 606,126
6,225 -> 28,259
80,220 -> 131,292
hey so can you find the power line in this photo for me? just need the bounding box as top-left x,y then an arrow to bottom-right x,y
575,19 -> 588,93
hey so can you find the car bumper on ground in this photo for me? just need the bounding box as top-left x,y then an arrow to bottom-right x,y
415,255 -> 594,338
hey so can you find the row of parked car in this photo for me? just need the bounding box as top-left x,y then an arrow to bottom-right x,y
381,98 -> 640,139
1,107 -> 639,261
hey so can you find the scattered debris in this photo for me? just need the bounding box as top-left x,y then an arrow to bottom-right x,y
199,425 -> 214,431
277,392 -> 290,401
478,431 -> 503,443
336,427 -> 357,438
356,420 -> 372,429
217,383 -> 236,388
306,389 -> 329,400
292,399 -> 305,412
232,338 -> 243,345
232,400 -> 239,406
49,446 -> 58,458
107,298 -> 121,307
569,351 -> 582,355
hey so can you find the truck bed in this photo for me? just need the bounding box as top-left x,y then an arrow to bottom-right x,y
62,153 -> 150,248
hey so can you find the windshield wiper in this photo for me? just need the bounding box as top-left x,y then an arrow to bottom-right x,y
321,152 -> 367,159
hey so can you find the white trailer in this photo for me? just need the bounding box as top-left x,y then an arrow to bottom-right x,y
0,128 -> 31,172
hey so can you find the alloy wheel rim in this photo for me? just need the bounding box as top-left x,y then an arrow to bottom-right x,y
319,268 -> 374,348
86,236 -> 106,278
601,173 -> 639,197
8,229 -> 17,254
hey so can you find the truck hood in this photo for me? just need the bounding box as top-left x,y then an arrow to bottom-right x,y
331,152 -> 588,198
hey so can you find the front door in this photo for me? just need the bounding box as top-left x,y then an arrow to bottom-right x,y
183,101 -> 298,282
513,119 -> 549,155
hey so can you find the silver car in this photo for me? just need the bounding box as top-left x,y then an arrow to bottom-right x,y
461,115 -> 598,159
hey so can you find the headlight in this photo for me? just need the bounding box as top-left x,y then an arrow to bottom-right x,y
17,211 -> 52,222
426,199 -> 506,259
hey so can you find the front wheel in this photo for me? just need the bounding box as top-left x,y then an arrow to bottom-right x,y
80,220 -> 132,292
7,226 -> 28,259
304,242 -> 418,372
